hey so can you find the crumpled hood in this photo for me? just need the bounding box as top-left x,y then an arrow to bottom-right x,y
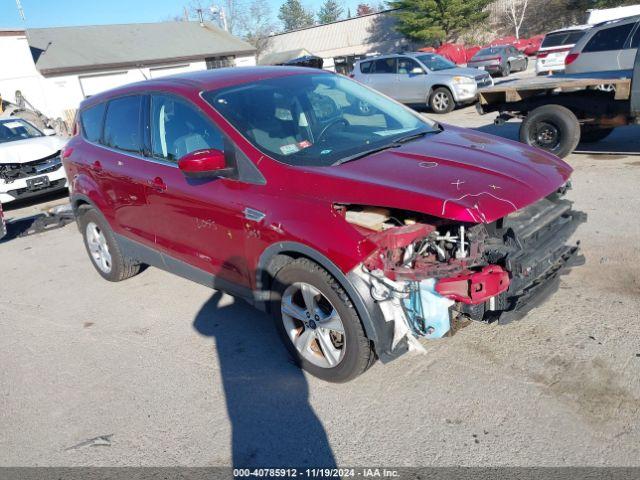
0,136 -> 67,164
305,125 -> 572,223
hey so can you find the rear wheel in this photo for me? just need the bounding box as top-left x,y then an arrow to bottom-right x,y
580,126 -> 614,143
272,258 -> 375,382
429,87 -> 455,114
78,208 -> 141,282
502,62 -> 511,77
519,104 -> 580,158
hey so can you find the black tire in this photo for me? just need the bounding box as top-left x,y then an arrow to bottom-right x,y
502,63 -> 511,77
580,126 -> 614,143
271,258 -> 375,383
78,207 -> 141,282
523,58 -> 529,71
429,87 -> 455,114
519,104 -> 580,158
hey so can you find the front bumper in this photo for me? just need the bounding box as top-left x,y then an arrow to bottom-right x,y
0,167 -> 68,203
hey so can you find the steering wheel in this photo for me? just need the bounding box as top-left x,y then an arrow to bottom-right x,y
316,118 -> 350,142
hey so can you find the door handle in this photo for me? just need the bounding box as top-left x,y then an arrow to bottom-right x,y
148,176 -> 167,192
90,160 -> 102,172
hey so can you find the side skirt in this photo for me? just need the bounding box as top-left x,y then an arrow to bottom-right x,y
115,233 -> 255,305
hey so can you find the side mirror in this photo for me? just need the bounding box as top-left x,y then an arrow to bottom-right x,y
410,67 -> 424,75
178,149 -> 232,179
42,128 -> 57,136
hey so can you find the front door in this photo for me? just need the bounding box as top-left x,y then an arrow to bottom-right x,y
396,57 -> 427,103
143,93 -> 250,290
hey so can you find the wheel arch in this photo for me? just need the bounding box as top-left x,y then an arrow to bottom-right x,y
427,84 -> 453,101
256,241 -> 387,348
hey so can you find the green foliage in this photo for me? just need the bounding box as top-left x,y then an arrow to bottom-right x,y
388,0 -> 493,43
278,0 -> 315,31
318,0 -> 344,23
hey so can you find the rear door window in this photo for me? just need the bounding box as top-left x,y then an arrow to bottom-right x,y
373,58 -> 397,74
80,103 -> 106,143
102,95 -> 143,153
584,22 -> 635,52
359,61 -> 373,74
629,22 -> 640,48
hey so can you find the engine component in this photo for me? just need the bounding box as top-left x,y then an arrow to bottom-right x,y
435,265 -> 510,304
403,278 -> 454,338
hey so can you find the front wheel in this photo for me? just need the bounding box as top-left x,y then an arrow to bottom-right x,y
429,87 -> 455,114
272,258 -> 375,382
519,104 -> 580,158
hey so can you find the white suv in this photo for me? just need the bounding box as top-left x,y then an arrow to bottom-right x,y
536,25 -> 591,75
0,118 -> 68,203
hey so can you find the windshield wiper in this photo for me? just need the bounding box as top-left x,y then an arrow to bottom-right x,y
332,143 -> 402,166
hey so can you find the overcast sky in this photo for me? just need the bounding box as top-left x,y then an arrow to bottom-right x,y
1,0 -> 365,29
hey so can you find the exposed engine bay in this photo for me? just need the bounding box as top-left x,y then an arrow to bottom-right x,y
336,185 -> 586,353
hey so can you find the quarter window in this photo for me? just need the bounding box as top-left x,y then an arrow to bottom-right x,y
584,23 -> 635,52
80,103 -> 106,143
150,94 -> 224,162
102,95 -> 143,153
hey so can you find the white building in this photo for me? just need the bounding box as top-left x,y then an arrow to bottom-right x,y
0,22 -> 256,122
259,10 -> 415,74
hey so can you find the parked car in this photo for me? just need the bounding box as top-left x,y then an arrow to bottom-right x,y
467,45 -> 529,77
353,53 -> 493,114
535,26 -> 591,75
565,15 -> 640,74
0,118 -> 68,203
64,67 -> 583,382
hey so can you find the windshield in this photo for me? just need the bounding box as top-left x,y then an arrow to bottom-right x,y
0,119 -> 43,144
541,31 -> 586,48
415,54 -> 456,71
203,73 -> 438,167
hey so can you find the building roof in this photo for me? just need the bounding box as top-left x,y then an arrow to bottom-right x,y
27,21 -> 256,76
261,9 -> 411,60
258,48 -> 315,65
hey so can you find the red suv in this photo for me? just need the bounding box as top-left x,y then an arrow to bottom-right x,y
63,67 -> 584,382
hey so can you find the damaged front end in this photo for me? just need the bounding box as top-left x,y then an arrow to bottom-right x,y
337,187 -> 586,360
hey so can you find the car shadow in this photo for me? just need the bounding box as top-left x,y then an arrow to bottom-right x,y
192,291 -> 337,468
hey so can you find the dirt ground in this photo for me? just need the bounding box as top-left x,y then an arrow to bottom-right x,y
1,103 -> 639,467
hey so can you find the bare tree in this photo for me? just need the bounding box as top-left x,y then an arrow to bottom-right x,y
504,0 -> 529,39
238,0 -> 277,56
186,0 -> 246,35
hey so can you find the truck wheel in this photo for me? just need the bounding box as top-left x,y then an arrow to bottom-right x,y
519,105 -> 580,158
429,87 -> 455,114
272,258 -> 375,383
580,127 -> 614,143
78,208 -> 141,282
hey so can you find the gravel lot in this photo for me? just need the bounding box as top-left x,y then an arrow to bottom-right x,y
1,99 -> 640,467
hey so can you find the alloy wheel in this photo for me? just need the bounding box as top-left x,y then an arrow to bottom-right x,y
86,221 -> 112,274
281,282 -> 346,369
432,92 -> 450,112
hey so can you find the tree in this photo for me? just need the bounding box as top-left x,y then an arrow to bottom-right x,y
356,3 -> 374,15
278,0 -> 315,31
388,0 -> 493,44
317,0 -> 344,23
186,0 -> 242,35
239,0 -> 278,56
504,0 -> 528,39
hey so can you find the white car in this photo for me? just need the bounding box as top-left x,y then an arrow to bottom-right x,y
0,118 -> 68,204
536,25 -> 592,75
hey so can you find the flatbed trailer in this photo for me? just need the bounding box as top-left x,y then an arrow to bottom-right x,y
476,50 -> 640,158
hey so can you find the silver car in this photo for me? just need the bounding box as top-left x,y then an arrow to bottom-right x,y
565,15 -> 640,73
353,53 -> 493,114
467,45 -> 528,77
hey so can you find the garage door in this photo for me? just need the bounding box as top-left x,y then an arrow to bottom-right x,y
149,65 -> 191,78
79,72 -> 129,98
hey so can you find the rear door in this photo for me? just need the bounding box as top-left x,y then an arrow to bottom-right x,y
396,57 -> 427,103
368,58 -> 399,98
